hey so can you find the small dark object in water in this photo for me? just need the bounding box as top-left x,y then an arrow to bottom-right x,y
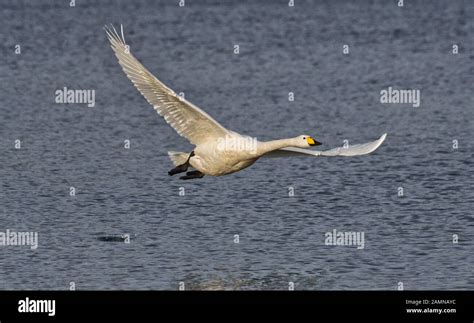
97,235 -> 129,242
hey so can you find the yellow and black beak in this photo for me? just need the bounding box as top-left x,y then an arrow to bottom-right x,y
307,137 -> 322,146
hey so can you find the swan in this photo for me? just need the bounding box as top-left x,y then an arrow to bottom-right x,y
105,25 -> 387,180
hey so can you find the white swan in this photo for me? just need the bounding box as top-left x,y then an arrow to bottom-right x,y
105,25 -> 387,180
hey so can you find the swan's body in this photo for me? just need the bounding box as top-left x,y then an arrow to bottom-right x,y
105,25 -> 387,180
191,137 -> 259,176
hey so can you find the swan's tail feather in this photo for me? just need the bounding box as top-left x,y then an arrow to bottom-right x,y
168,151 -> 189,166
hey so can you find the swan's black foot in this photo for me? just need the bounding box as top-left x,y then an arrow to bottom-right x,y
168,151 -> 195,176
168,164 -> 188,176
179,171 -> 205,180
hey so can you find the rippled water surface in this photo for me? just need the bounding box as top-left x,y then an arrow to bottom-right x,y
0,0 -> 472,290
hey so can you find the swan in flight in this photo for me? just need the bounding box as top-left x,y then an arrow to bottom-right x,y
105,25 -> 387,180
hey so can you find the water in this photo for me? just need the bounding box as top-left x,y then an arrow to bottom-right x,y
0,0 -> 472,290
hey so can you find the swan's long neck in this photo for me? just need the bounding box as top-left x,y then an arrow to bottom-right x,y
257,138 -> 296,156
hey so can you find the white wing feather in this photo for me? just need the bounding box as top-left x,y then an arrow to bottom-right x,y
263,133 -> 387,158
105,25 -> 229,145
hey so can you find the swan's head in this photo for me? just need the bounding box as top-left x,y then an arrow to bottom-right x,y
295,135 -> 322,148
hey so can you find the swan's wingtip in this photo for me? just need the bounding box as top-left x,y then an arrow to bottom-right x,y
380,133 -> 387,141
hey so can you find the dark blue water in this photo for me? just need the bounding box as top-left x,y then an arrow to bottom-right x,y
0,0 -> 472,290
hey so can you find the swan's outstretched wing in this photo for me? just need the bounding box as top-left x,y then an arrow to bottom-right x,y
105,25 -> 229,145
263,133 -> 387,158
